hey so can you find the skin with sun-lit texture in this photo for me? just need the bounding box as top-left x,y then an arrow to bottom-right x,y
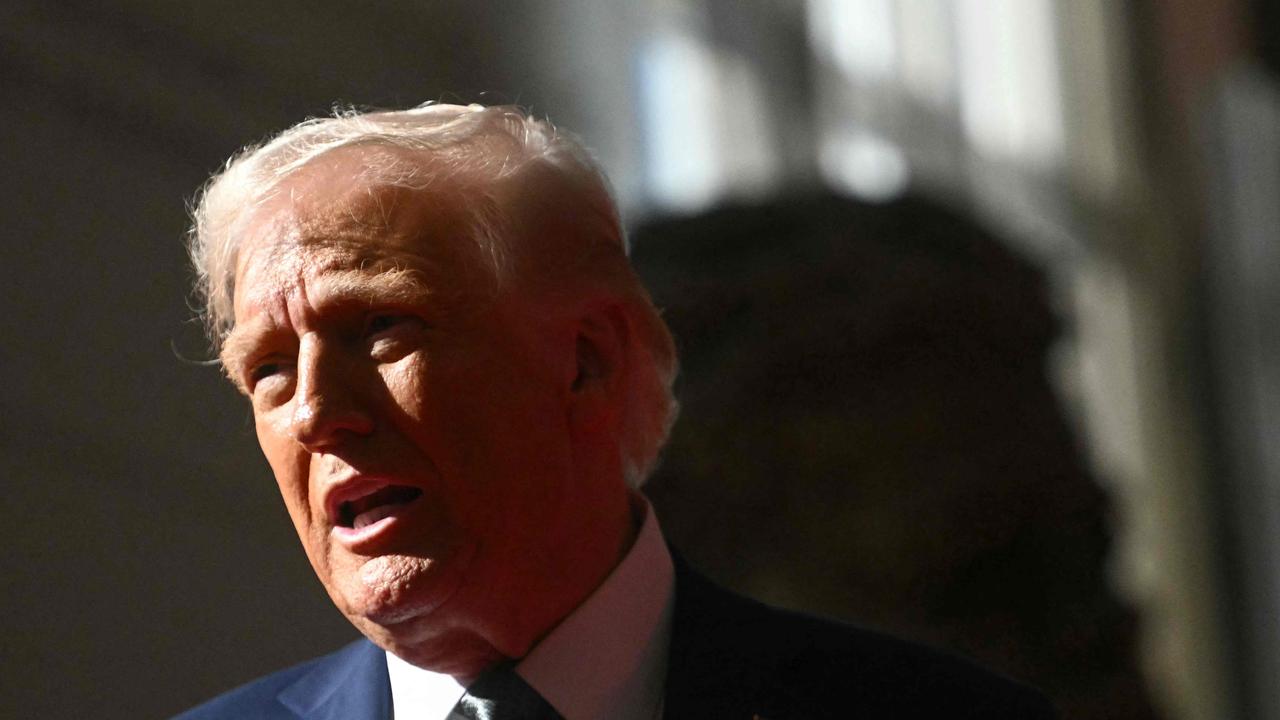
220,148 -> 637,680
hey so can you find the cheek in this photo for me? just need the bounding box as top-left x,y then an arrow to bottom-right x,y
381,357 -> 430,420
379,357 -> 460,471
254,414 -> 314,533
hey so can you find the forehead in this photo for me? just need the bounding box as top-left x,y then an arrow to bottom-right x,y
233,149 -> 486,315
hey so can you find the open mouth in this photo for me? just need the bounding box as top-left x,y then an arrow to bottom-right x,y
337,485 -> 424,529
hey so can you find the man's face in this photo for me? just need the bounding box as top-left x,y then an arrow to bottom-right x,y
221,151 -> 630,671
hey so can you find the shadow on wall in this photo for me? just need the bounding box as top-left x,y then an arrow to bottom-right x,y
632,192 -> 1161,720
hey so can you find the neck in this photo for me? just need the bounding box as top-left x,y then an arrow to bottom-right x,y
501,487 -> 641,659
385,484 -> 642,680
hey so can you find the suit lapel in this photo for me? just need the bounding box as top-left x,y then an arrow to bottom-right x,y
663,554 -> 776,720
277,639 -> 391,720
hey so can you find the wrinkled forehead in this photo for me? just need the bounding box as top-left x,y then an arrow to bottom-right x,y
233,147 -> 491,306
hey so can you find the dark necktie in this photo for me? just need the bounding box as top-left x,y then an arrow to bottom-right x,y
446,663 -> 564,720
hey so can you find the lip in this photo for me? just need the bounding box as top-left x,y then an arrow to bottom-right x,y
322,475 -> 423,552
331,512 -> 406,551
323,475 -> 392,527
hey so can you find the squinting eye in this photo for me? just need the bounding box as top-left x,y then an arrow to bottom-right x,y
249,363 -> 282,384
366,314 -> 407,335
366,314 -> 424,364
366,313 -> 394,333
367,313 -> 429,340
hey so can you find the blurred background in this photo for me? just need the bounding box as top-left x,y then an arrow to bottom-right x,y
1,1 -> 1276,718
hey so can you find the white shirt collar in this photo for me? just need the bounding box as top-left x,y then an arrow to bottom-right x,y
387,493 -> 675,720
385,654 -> 464,719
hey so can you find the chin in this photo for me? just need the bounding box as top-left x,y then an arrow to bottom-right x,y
336,553 -> 461,627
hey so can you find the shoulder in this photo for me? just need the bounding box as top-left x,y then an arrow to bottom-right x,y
171,640 -> 378,720
667,560 -> 1057,719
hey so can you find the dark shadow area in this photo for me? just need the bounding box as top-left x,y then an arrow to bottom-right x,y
634,192 -> 1162,720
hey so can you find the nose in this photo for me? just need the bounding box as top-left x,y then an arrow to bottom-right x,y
287,336 -> 375,449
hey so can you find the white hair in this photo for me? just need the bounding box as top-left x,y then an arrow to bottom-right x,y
187,103 -> 678,486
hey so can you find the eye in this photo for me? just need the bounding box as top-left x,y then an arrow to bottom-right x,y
249,362 -> 282,384
244,357 -> 296,400
366,314 -> 409,336
365,313 -> 425,363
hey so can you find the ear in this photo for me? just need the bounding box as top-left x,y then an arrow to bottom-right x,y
568,301 -> 630,433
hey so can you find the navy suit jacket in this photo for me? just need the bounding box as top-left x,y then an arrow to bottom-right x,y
174,557 -> 1055,719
